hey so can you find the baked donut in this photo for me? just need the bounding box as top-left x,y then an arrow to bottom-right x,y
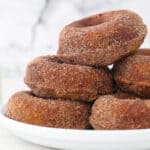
113,49 -> 150,98
57,10 -> 147,66
24,55 -> 113,102
5,91 -> 91,129
90,93 -> 150,130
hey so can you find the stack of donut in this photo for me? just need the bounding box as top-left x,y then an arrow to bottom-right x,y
5,10 -> 150,130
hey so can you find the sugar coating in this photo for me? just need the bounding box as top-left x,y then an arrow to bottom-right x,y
58,10 -> 147,66
113,49 -> 150,98
24,55 -> 113,102
90,92 -> 150,130
5,91 -> 91,129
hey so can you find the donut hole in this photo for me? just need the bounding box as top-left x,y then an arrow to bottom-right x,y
70,14 -> 106,27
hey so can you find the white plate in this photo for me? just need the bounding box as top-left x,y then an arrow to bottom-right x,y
0,104 -> 150,150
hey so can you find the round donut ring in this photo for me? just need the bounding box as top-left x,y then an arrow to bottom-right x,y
90,92 -> 150,130
5,91 -> 91,129
24,55 -> 113,102
113,49 -> 150,98
57,10 -> 147,66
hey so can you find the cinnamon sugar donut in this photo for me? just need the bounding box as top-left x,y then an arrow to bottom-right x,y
5,91 -> 91,129
113,49 -> 150,98
90,93 -> 150,130
24,55 -> 113,102
58,10 -> 147,66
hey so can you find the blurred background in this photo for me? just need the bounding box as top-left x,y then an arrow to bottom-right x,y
0,0 -> 150,102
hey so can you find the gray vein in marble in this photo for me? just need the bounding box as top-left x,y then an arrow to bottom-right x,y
31,0 -> 50,44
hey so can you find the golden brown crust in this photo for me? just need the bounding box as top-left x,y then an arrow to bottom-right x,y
5,91 -> 91,129
90,93 -> 150,130
113,49 -> 150,98
58,10 -> 147,67
24,55 -> 113,102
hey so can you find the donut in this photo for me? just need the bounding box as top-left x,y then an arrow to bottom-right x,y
24,55 -> 113,102
90,93 -> 150,130
113,49 -> 150,98
5,91 -> 91,129
57,10 -> 147,67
